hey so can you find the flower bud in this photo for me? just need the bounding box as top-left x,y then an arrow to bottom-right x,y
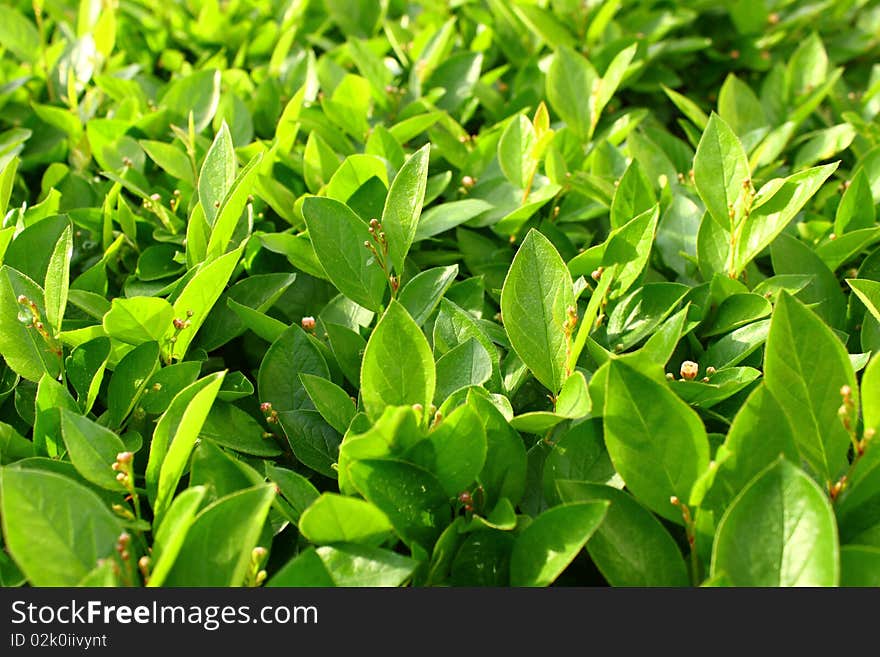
301,316 -> 316,331
680,361 -> 699,381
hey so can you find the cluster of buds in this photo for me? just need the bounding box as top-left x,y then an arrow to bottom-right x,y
172,309 -> 194,332
112,451 -> 134,489
17,294 -> 62,356
458,491 -> 474,513
563,305 -> 578,336
260,401 -> 279,425
838,385 -> 856,433
247,547 -> 268,587
170,189 -> 182,213
364,218 -> 389,263
115,532 -> 131,564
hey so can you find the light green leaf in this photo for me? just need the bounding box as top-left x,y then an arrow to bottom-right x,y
693,113 -> 750,231
163,484 -> 275,586
603,358 -> 710,523
382,144 -> 430,276
509,501 -> 609,586
501,229 -> 574,394
711,459 -> 839,586
199,121 -> 235,225
302,196 -> 388,311
299,493 -> 394,546
764,292 -> 854,482
361,300 -> 435,421
0,468 -> 122,586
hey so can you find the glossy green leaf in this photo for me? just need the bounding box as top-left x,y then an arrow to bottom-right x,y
163,484 -> 275,586
348,458 -> 450,551
0,468 -> 122,586
501,229 -> 574,394
382,144 -> 430,276
361,300 -> 435,421
694,113 -> 750,230
103,296 -> 174,346
300,493 -> 394,546
557,481 -> 689,587
711,459 -> 839,586
199,122 -> 235,225
764,292 -> 855,482
509,501 -> 609,586
147,372 -> 225,527
302,196 -> 387,311
60,409 -> 127,491
603,358 -> 710,523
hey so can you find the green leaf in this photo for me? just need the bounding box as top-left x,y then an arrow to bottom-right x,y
501,229 -> 574,394
205,152 -> 262,261
509,501 -> 609,586
733,163 -> 838,276
315,544 -> 418,587
693,113 -> 750,230
847,278 -> 880,326
542,419 -> 619,504
60,409 -> 127,491
267,464 -> 320,523
414,199 -> 492,241
0,6 -> 40,62
546,46 -> 598,140
199,121 -> 235,225
557,481 -> 689,587
348,458 -> 451,551
163,484 -> 275,586
382,144 -> 430,276
603,359 -> 710,523
166,245 -> 243,360
603,205 -> 660,299
361,300 -> 435,421
299,493 -> 394,546
277,410 -> 341,479
407,403 -> 487,497
610,160 -> 656,230
103,296 -> 174,345
140,140 -> 195,186
147,486 -> 208,587
399,264 -> 458,327
106,341 -> 160,427
0,468 -> 122,586
300,373 -> 357,435
199,402 -> 282,457
33,374 -> 78,457
498,114 -> 537,189
701,385 -> 798,515
266,548 -> 335,587
302,196 -> 387,312
44,224 -> 72,337
771,233 -> 846,329
469,391 -> 528,508
711,459 -> 839,586
717,73 -> 767,143
764,292 -> 855,482
834,169 -> 874,234
0,266 -> 61,381
434,337 -> 492,404
146,372 -> 225,528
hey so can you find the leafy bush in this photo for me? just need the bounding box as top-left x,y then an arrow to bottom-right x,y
1,0 -> 880,588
